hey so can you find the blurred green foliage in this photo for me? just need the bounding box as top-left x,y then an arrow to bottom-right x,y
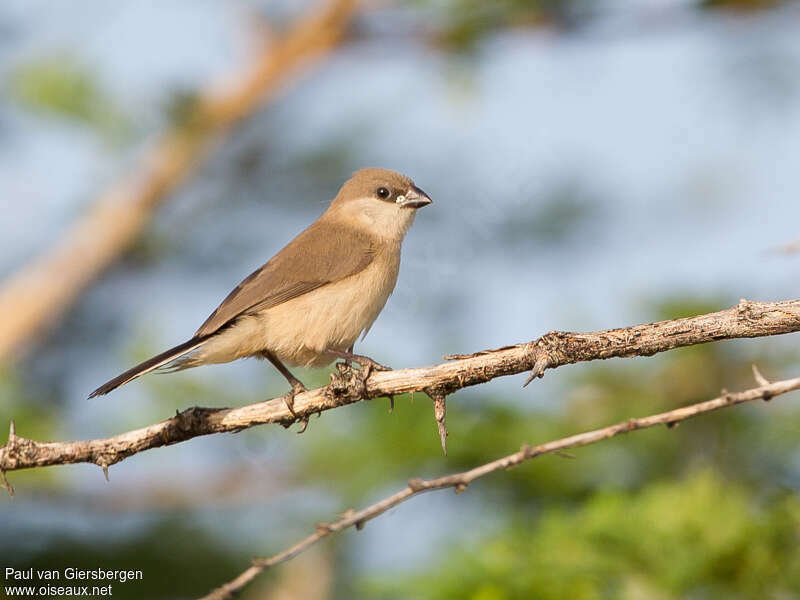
0,369 -> 60,487
410,0 -> 591,51
364,471 -> 800,599
0,368 -> 57,443
9,56 -> 129,141
411,0 -> 790,51
702,0 -> 786,10
291,297 -> 800,598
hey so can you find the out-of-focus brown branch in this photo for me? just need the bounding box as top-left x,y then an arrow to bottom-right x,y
776,236 -> 800,254
2,298 -> 800,487
0,0 -> 359,362
199,368 -> 800,600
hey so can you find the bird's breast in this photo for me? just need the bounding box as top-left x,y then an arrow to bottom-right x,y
259,247 -> 402,366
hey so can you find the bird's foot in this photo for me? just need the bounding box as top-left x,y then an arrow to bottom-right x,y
329,349 -> 391,372
281,381 -> 307,419
350,355 -> 392,378
328,350 -> 391,383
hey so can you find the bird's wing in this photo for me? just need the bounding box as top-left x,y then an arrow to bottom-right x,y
194,221 -> 378,337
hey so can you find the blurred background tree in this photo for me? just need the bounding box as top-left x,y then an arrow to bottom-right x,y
2,1 -> 800,598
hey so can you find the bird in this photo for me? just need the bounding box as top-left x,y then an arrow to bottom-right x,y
89,168 -> 432,410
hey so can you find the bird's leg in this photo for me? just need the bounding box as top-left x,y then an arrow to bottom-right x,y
343,344 -> 355,367
262,351 -> 306,417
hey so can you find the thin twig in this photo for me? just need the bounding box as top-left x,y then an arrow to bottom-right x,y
2,298 -> 800,479
0,0 -> 359,362
199,371 -> 800,599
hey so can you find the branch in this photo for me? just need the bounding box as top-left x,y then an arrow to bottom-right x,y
0,0 -> 359,362
2,298 -> 800,481
199,368 -> 800,599
776,236 -> 800,255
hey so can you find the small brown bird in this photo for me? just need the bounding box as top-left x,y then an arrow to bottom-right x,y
90,168 -> 432,405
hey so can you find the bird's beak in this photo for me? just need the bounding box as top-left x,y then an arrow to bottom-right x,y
399,186 -> 432,209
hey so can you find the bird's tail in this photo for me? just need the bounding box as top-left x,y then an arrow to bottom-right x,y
89,336 -> 209,398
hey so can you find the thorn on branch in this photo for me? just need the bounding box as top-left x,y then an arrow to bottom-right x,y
524,333 -> 569,386
2,421 -> 17,496
315,522 -> 332,535
387,394 -> 395,413
1,469 -> 13,497
424,391 -> 449,455
666,421 -> 680,429
524,354 -> 551,387
101,464 -> 110,482
454,482 -> 468,494
520,443 -> 533,458
752,364 -> 771,387
408,478 -> 425,492
296,417 -> 309,434
340,509 -> 356,520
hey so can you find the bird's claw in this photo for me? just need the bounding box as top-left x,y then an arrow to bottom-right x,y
281,382 -> 307,419
349,356 -> 392,374
346,357 -> 391,389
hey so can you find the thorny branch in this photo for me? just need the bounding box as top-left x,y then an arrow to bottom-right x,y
199,368 -> 800,600
2,298 -> 800,484
0,0 -> 359,362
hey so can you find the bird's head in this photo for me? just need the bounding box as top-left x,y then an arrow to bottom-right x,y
329,168 -> 432,240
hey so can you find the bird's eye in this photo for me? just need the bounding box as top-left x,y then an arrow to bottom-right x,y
376,187 -> 391,199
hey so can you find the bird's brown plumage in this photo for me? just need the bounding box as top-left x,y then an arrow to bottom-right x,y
89,167 -> 430,398
195,221 -> 378,337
